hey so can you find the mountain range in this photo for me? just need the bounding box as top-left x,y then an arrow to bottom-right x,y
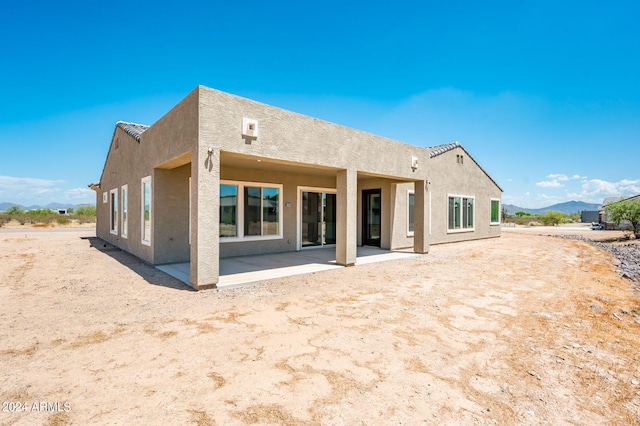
3,200 -> 601,215
0,202 -> 94,212
503,200 -> 601,216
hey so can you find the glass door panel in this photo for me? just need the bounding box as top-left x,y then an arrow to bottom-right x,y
363,189 -> 381,246
302,191 -> 322,247
324,193 -> 336,245
301,191 -> 336,248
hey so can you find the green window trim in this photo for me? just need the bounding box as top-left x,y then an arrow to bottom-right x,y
490,199 -> 501,224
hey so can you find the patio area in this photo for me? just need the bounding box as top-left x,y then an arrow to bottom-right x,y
156,246 -> 420,289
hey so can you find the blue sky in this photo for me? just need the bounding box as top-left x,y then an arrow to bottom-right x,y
1,0 -> 638,208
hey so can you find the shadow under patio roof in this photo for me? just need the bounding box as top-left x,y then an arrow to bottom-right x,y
156,246 -> 420,289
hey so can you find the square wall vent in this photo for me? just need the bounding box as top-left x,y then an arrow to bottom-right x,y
411,156 -> 419,170
242,117 -> 258,138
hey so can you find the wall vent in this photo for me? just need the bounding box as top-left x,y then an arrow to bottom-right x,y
242,118 -> 258,138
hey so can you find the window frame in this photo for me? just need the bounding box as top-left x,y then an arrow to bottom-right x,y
447,194 -> 475,233
109,188 -> 118,235
141,176 -> 151,246
220,180 -> 283,243
121,184 -> 128,238
407,190 -> 415,237
490,198 -> 501,225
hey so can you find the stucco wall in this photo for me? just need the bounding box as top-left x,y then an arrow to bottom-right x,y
428,147 -> 502,245
390,182 -> 416,249
94,89 -> 199,264
197,86 -> 430,181
95,126 -> 153,262
154,164 -> 191,264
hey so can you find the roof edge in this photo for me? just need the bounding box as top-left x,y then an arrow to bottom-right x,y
428,141 -> 461,158
116,121 -> 149,142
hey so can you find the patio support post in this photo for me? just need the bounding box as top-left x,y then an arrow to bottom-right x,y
336,168 -> 357,266
413,179 -> 430,254
190,146 -> 220,289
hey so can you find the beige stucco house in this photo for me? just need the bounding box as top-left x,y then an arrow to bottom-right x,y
90,85 -> 502,290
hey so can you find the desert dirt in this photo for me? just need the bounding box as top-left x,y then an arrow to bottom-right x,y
1,224 -> 639,425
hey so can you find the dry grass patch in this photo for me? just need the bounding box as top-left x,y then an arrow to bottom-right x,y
48,412 -> 70,426
189,409 -> 215,426
232,403 -> 307,425
68,327 -> 124,348
405,356 -> 430,373
275,301 -> 290,311
33,223 -> 54,228
207,372 -> 226,389
1,342 -> 39,356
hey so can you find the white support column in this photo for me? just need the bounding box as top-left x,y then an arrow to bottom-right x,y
413,179 -> 430,254
336,169 -> 357,266
190,146 -> 220,289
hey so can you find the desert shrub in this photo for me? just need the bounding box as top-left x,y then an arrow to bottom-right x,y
0,214 -> 7,227
56,216 -> 71,225
605,198 -> 640,239
74,205 -> 96,216
74,215 -> 96,224
26,208 -> 56,215
5,205 -> 24,215
28,214 -> 55,224
539,210 -> 566,226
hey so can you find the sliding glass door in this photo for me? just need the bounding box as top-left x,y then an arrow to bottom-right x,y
301,190 -> 336,247
362,188 -> 381,247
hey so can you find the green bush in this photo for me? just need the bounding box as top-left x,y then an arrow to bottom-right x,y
26,208 -> 55,215
605,198 -> 640,239
539,210 -> 566,226
74,205 -> 96,216
5,205 -> 24,215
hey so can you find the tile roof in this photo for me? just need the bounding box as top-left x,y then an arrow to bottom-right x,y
428,141 -> 461,158
116,121 -> 149,142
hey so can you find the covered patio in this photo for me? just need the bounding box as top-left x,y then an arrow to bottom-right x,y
157,246 -> 420,289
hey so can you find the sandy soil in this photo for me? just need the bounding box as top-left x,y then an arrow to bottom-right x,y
1,225 -> 639,425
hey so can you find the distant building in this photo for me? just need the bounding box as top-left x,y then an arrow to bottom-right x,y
580,210 -> 599,223
599,195 -> 640,229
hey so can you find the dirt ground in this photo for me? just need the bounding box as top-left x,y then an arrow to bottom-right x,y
1,224 -> 639,425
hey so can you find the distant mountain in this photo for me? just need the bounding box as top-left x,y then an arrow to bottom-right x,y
504,201 -> 601,216
0,202 -> 94,212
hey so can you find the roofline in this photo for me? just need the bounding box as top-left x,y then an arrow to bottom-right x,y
602,194 -> 640,207
429,142 -> 503,193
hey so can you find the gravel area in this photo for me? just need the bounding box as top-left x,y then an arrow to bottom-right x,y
547,232 -> 640,289
594,242 -> 640,289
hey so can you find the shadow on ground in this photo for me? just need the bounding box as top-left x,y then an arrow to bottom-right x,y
81,236 -> 194,291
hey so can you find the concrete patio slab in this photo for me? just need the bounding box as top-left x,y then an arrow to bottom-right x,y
156,247 -> 420,289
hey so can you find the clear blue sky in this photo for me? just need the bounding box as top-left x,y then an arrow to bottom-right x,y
1,0 -> 638,208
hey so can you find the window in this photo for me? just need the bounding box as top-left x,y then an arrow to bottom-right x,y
141,176 -> 151,245
121,185 -> 128,238
220,181 -> 282,241
110,188 -> 118,235
448,195 -> 474,232
407,190 -> 415,236
491,199 -> 501,224
456,154 -> 464,165
220,184 -> 238,237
